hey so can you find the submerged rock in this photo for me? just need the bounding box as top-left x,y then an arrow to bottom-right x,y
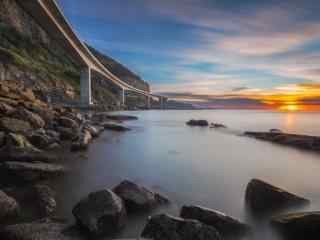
245,179 -> 310,214
102,123 -> 131,132
113,180 -> 169,212
0,221 -> 81,240
0,190 -> 19,222
186,120 -> 209,127
271,211 -> 320,239
72,189 -> 126,236
0,161 -> 66,181
0,117 -> 32,133
180,205 -> 250,238
141,214 -> 222,240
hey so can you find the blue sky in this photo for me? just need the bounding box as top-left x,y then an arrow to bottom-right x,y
57,0 -> 320,107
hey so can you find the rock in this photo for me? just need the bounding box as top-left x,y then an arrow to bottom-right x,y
94,113 -> 138,122
141,214 -> 222,240
0,190 -> 19,222
7,133 -> 40,152
180,205 -> 250,238
245,179 -> 310,214
0,161 -> 66,181
56,127 -> 79,141
113,180 -> 169,212
0,117 -> 32,133
83,124 -> 103,138
271,211 -> 320,240
210,123 -> 227,129
58,117 -> 79,129
27,132 -> 54,149
46,130 -> 61,142
0,131 -> 5,147
31,184 -> 56,217
102,123 -> 131,132
72,189 -> 126,236
0,221 -> 81,240
270,129 -> 282,133
71,130 -> 92,151
186,120 -> 209,127
0,102 -> 15,115
14,107 -> 45,129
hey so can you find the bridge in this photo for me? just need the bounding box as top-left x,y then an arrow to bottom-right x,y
16,0 -> 167,108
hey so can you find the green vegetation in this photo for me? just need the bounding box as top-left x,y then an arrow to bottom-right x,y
0,23 -> 80,89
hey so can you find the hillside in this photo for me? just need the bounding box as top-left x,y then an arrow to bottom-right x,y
0,0 -> 149,110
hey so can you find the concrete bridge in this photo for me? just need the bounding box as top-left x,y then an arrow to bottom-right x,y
16,0 -> 167,108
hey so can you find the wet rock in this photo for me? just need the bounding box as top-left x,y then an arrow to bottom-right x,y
113,180 -> 169,212
180,205 -> 250,238
71,130 -> 92,151
210,123 -> 227,129
186,120 -> 209,127
102,123 -> 131,132
14,107 -> 45,129
59,117 -> 79,129
245,179 -> 310,214
27,132 -> 54,149
56,127 -> 78,141
0,102 -> 15,115
271,211 -> 320,240
0,190 -> 19,222
141,214 -> 222,240
0,221 -> 81,240
0,161 -> 66,181
31,184 -> 56,217
83,124 -> 103,138
0,131 -> 5,147
0,117 -> 32,133
72,189 -> 126,236
94,113 -> 138,122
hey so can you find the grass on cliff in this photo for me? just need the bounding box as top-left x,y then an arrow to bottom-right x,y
0,23 -> 80,89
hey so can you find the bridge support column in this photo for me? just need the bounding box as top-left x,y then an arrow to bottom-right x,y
160,97 -> 163,109
80,67 -> 92,107
146,96 -> 151,109
122,88 -> 125,106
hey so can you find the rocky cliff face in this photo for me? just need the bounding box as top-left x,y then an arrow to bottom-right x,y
0,0 -> 149,110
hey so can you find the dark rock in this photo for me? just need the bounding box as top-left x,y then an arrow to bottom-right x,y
180,205 -> 250,238
46,130 -> 61,142
27,132 -> 55,149
186,120 -> 209,127
270,129 -> 282,133
0,117 -> 32,133
0,161 -> 66,181
0,190 -> 19,222
31,184 -> 56,217
94,113 -> 138,122
6,133 -> 40,152
72,189 -> 126,236
271,211 -> 320,240
0,131 -> 5,147
113,180 -> 169,212
56,127 -> 79,141
210,123 -> 227,129
141,214 -> 222,240
58,117 -> 79,129
13,107 -> 45,129
0,221 -> 81,240
71,130 -> 92,151
102,123 -> 131,131
245,179 -> 310,214
83,124 -> 103,138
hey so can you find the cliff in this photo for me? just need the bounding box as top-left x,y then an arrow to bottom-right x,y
0,0 -> 149,110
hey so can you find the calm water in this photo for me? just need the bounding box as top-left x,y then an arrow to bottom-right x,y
55,110 -> 320,239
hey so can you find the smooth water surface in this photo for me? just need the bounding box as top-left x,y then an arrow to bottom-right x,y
55,110 -> 320,239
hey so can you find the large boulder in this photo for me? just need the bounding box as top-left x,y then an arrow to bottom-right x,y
56,127 -> 79,141
58,117 -> 79,129
72,189 -> 127,236
245,179 -> 310,214
71,130 -> 92,151
0,117 -> 32,133
13,107 -> 45,129
0,161 -> 66,181
0,221 -> 82,240
180,205 -> 250,238
271,212 -> 320,239
31,184 -> 57,217
102,123 -> 131,132
0,190 -> 19,222
186,120 -> 209,127
141,214 -> 222,240
113,180 -> 169,212
27,132 -> 54,149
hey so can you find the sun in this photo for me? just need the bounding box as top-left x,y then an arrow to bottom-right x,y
280,104 -> 299,111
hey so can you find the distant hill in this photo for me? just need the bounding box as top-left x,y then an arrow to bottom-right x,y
86,44 -> 150,92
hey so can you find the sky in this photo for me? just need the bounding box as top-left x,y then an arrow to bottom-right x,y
57,0 -> 320,110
